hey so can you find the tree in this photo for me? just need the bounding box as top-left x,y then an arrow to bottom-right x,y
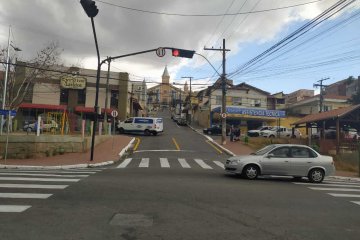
347,76 -> 360,105
0,41 -> 62,110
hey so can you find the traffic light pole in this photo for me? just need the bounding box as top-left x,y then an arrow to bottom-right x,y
204,39 -> 230,145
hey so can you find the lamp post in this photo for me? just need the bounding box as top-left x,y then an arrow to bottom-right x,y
1,26 -> 21,136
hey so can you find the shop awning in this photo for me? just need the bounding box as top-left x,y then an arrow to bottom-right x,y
74,106 -> 115,114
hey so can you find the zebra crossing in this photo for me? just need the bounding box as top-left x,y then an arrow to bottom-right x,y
0,168 -> 101,213
293,178 -> 360,206
116,157 -> 225,170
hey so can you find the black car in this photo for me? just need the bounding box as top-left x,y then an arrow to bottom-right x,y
203,125 -> 230,135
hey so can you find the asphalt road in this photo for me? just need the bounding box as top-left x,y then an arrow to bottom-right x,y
1,111 -> 360,240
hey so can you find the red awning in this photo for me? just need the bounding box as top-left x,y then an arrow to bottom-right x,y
19,103 -> 67,110
74,106 -> 114,114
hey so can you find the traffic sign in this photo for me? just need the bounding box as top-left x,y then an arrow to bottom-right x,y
0,109 -> 16,116
221,113 -> 227,119
156,47 -> 166,57
111,110 -> 118,118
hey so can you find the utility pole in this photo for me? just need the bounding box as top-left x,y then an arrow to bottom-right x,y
182,76 -> 193,125
313,78 -> 329,113
204,39 -> 230,145
130,83 -> 134,117
104,58 -> 111,134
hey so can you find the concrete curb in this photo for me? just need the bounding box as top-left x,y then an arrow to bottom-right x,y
188,125 -> 236,156
0,137 -> 136,170
327,175 -> 360,182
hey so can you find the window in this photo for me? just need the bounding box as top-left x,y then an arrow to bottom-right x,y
60,88 -> 69,104
276,99 -> 285,104
124,118 -> 133,123
233,97 -> 242,106
250,99 -> 261,107
215,96 -> 222,105
77,89 -> 86,105
291,147 -> 317,158
269,147 -> 290,158
111,90 -> 119,107
134,118 -> 153,124
323,105 -> 332,112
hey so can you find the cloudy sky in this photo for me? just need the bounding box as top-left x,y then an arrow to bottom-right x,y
0,0 -> 359,93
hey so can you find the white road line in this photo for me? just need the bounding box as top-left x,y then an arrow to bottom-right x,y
139,158 -> 149,168
194,159 -> 213,169
294,183 -> 360,188
213,161 -> 224,169
117,158 -> 132,168
0,170 -> 97,174
0,193 -> 52,199
328,193 -> 360,198
309,187 -> 360,192
0,205 -> 31,213
351,201 -> 360,206
323,181 -> 360,185
0,184 -> 68,189
160,158 -> 170,168
0,173 -> 88,178
178,158 -> 191,168
0,177 -> 80,182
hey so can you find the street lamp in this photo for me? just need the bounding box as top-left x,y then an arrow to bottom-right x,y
1,26 -> 22,136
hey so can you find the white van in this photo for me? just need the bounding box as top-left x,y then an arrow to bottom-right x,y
117,117 -> 163,136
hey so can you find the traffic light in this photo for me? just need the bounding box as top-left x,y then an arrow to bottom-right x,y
171,48 -> 195,59
80,0 -> 99,18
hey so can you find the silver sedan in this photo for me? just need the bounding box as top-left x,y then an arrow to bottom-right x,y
224,144 -> 335,183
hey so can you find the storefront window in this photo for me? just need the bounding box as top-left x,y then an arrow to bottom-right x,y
60,88 -> 69,104
110,90 -> 119,108
77,89 -> 86,105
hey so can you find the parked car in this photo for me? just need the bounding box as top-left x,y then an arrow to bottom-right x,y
224,144 -> 335,183
260,126 -> 302,138
247,126 -> 273,137
312,127 -> 359,140
23,120 -> 59,133
117,117 -> 163,136
177,117 -> 187,126
203,125 -> 230,135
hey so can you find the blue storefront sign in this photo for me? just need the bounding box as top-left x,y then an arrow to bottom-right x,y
0,109 -> 17,116
212,107 -> 286,118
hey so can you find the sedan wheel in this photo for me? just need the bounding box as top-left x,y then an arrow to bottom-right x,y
243,165 -> 259,180
308,169 -> 324,183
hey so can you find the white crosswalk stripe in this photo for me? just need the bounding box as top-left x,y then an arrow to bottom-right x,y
213,161 -> 225,169
294,179 -> 360,207
178,158 -> 191,168
194,159 -> 212,169
0,169 -> 100,213
117,158 -> 132,168
139,158 -> 149,168
160,158 -> 170,168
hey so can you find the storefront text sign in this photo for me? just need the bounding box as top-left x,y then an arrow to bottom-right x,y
60,76 -> 86,89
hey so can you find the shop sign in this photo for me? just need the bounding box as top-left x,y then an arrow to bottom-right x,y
213,106 -> 286,118
60,76 -> 86,89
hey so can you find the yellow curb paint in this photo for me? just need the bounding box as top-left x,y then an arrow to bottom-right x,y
133,138 -> 141,151
172,137 -> 180,150
206,140 -> 223,154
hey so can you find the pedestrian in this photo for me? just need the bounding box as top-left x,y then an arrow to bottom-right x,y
234,127 -> 241,141
230,125 -> 234,142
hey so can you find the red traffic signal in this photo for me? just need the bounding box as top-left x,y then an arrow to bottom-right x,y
80,0 -> 99,18
171,48 -> 195,59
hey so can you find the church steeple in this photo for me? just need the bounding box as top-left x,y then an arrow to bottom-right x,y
162,66 -> 170,84
184,81 -> 189,94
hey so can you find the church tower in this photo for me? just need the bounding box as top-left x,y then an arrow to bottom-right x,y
184,81 -> 189,95
161,66 -> 170,106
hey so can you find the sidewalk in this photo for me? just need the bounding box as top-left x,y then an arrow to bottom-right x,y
0,135 -> 134,168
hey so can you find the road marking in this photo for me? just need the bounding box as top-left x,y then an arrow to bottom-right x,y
309,187 -> 360,192
172,137 -> 180,150
0,173 -> 89,178
351,201 -> 360,206
323,181 -> 360,185
160,158 -> 170,168
194,159 -> 213,169
178,158 -> 191,168
0,184 -> 68,189
294,183 -> 360,188
0,177 -> 80,182
205,140 -> 223,154
117,158 -> 132,168
0,205 -> 31,213
213,161 -> 224,169
0,193 -> 52,199
0,170 -> 97,174
139,158 -> 149,168
328,193 -> 360,198
133,138 -> 141,151
134,150 -> 192,153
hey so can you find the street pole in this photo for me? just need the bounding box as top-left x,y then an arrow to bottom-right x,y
130,84 -> 134,117
104,58 -> 111,134
90,17 -> 101,161
204,39 -> 230,145
1,26 -> 11,136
